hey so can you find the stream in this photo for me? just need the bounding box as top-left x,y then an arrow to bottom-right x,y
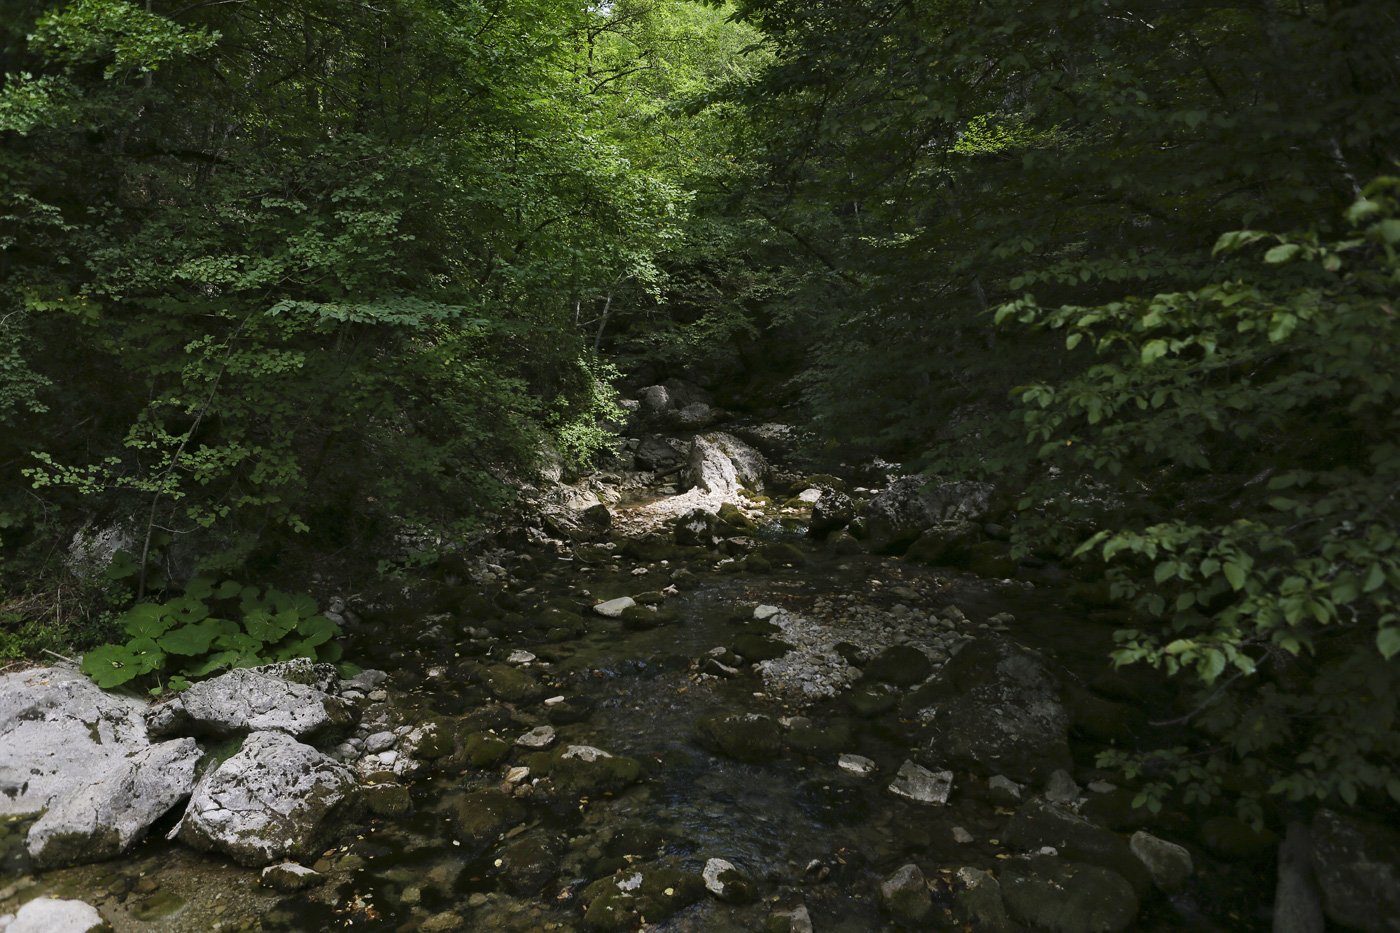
0,504 -> 1276,933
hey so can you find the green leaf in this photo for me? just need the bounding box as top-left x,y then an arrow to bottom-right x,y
124,637 -> 165,675
1141,339 -> 1168,364
1264,243 -> 1301,263
1224,561 -> 1247,591
122,604 -> 172,639
81,644 -> 140,688
1378,627 -> 1400,660
244,608 -> 297,643
294,614 -> 339,647
157,619 -> 223,655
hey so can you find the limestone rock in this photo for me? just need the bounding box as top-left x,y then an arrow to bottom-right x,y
953,866 -> 1016,932
581,865 -> 706,932
175,730 -> 360,867
809,488 -> 856,537
888,760 -> 953,805
1006,799 -> 1152,897
703,857 -> 756,903
838,753 -> 875,776
764,903 -> 814,933
1001,856 -> 1138,933
865,477 -> 993,552
1,898 -> 110,933
593,597 -> 636,618
0,667 -> 148,817
1274,821 -> 1324,933
261,862 -> 323,892
684,432 -> 768,498
1129,830 -> 1193,893
921,637 -> 1071,783
1310,808 -> 1400,933
674,508 -> 722,547
880,863 -> 933,925
179,663 -> 344,737
27,738 -> 201,868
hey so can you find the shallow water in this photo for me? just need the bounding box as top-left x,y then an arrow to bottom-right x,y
1,542 -> 1273,932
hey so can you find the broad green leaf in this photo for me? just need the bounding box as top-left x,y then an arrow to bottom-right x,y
157,619 -> 223,655
81,644 -> 140,688
294,614 -> 339,647
1378,627 -> 1400,660
1264,243 -> 1301,263
122,604 -> 172,639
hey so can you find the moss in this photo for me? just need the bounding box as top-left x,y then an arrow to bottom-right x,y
718,502 -> 758,533
733,633 -> 794,662
362,784 -> 413,818
482,664 -> 545,704
548,746 -> 642,797
742,554 -> 772,573
451,789 -> 524,849
462,732 -> 512,768
695,713 -> 783,762
581,866 -> 706,932
759,542 -> 807,567
620,605 -> 677,630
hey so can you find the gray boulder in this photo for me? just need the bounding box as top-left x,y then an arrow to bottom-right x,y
880,863 -> 933,925
1000,855 -> 1139,933
674,508 -> 723,547
1006,799 -> 1152,897
953,867 -> 1017,932
888,760 -> 953,806
27,737 -> 201,868
0,898 -> 110,933
685,432 -> 768,498
1274,822 -> 1324,933
809,488 -> 856,537
179,662 -> 346,737
175,730 -> 360,867
634,435 -> 685,472
1129,830 -> 1193,893
638,384 -> 672,416
866,477 -> 994,552
921,637 -> 1071,783
1311,808 -> 1400,933
0,667 -> 148,817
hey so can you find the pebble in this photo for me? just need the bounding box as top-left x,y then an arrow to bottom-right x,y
515,726 -> 556,749
952,826 -> 975,843
838,754 -> 876,775
364,732 -> 397,753
508,649 -> 537,665
368,689 -> 388,702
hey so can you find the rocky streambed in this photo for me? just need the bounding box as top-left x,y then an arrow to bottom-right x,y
3,408 -> 1398,933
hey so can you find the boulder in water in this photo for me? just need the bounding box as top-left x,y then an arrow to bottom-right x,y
999,855 -> 1139,933
0,667 -> 148,817
1310,808 -> 1400,933
865,477 -> 993,552
175,730 -> 360,867
27,738 -> 201,868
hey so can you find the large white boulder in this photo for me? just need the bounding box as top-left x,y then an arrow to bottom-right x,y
0,667 -> 148,817
27,738 -> 201,868
174,730 -> 360,867
178,661 -> 343,737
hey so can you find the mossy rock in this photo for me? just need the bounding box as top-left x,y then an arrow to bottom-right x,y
742,553 -> 772,573
459,592 -> 500,620
581,865 -> 707,932
781,498 -> 808,509
538,607 -> 588,634
545,696 -> 596,725
549,746 -> 643,797
968,540 -> 1019,578
451,789 -> 524,849
828,530 -> 864,555
785,718 -> 856,758
758,541 -> 807,568
634,590 -> 666,605
483,611 -> 532,636
620,605 -> 677,630
483,664 -> 545,704
804,473 -> 847,493
670,569 -> 700,590
497,831 -> 564,895
718,502 -> 758,533
861,645 -> 933,687
461,731 -> 512,768
1000,855 -> 1139,933
695,712 -> 783,762
623,535 -> 683,563
575,545 -> 612,564
846,684 -> 899,718
362,783 -> 413,818
606,821 -> 671,859
905,521 -> 981,566
733,633 -> 794,662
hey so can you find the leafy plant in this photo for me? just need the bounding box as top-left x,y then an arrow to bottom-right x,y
996,179 -> 1400,815
80,577 -> 342,691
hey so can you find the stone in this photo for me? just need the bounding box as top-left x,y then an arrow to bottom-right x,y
1045,769 -> 1080,806
674,508 -> 723,547
548,745 -> 642,797
753,605 -> 783,620
953,826 -> 975,844
451,789 -> 524,851
696,713 -> 783,762
581,865 -> 706,932
175,730 -> 360,867
888,760 -> 953,805
364,731 -> 397,753
1310,808 -> 1400,933
987,775 -> 1023,806
27,737 -> 201,868
515,725 -> 556,749
838,753 -> 876,775
703,857 -> 756,903
880,863 -> 933,925
0,667 -> 148,816
400,718 -> 453,759
865,476 -> 994,552
764,903 -> 814,933
921,637 -> 1072,783
1,897 -> 110,933
1000,856 -> 1139,933
684,432 -> 769,498
179,664 -> 343,738
1129,830 -> 1193,893
809,488 -> 856,537
1005,799 -> 1152,897
905,521 -> 983,566
593,597 -> 636,618
498,831 -> 565,895
953,866 -> 1016,932
733,633 -> 794,663
1274,822 -> 1324,933
862,644 -> 933,687
482,664 -> 545,704
261,862 -> 323,892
